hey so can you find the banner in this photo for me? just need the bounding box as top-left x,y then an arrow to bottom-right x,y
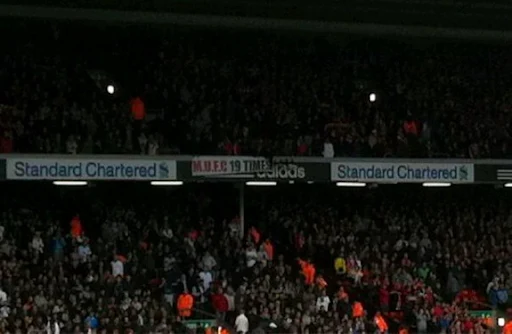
473,163 -> 512,183
331,162 -> 474,183
2,155 -> 506,184
6,158 -> 177,180
188,156 -> 328,181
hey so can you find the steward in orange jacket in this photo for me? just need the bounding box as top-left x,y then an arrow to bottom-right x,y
504,321 -> 512,334
177,292 -> 194,318
398,326 -> 408,334
374,312 -> 388,333
298,258 -> 316,285
352,301 -> 364,318
206,327 -> 229,334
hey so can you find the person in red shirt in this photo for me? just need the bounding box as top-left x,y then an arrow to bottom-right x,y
432,302 -> 444,320
456,288 -> 477,303
70,215 -> 83,240
130,96 -> 146,121
424,286 -> 435,305
379,285 -> 390,312
211,288 -> 229,321
462,316 -> 474,332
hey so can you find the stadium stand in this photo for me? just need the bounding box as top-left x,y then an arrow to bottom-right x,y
1,21 -> 512,158
0,9 -> 510,334
0,183 -> 505,333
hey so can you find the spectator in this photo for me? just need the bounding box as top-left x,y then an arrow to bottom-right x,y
0,183 -> 507,332
212,288 -> 229,322
235,309 -> 249,334
323,138 -> 334,158
2,21 -> 512,158
111,256 -> 124,278
316,290 -> 331,312
30,231 -> 44,255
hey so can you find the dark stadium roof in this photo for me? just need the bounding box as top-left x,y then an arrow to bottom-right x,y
1,0 -> 512,32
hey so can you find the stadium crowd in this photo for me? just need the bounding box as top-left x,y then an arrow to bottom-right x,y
1,21 -> 512,158
1,15 -> 512,334
0,183 -> 507,333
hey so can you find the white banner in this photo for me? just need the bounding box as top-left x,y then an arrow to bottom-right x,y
6,158 -> 177,180
191,156 -> 270,177
331,162 -> 474,183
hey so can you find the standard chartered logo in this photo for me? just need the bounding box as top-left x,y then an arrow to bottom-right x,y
337,163 -> 471,182
11,160 -> 175,180
458,166 -> 468,180
158,162 -> 170,178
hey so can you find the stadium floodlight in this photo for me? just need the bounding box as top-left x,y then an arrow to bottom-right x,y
504,183 -> 512,187
53,181 -> 88,186
422,182 -> 451,187
246,181 -> 277,186
107,85 -> 115,94
336,182 -> 366,187
369,93 -> 376,102
150,181 -> 183,186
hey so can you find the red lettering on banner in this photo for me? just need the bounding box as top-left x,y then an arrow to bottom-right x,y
205,160 -> 212,171
192,160 -> 228,173
191,161 -> 204,172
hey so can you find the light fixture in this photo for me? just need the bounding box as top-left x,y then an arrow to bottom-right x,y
53,181 -> 88,186
150,181 -> 183,186
504,183 -> 512,187
369,93 -> 376,102
498,318 -> 505,327
245,181 -> 277,186
336,182 -> 366,187
106,85 -> 115,94
422,182 -> 451,187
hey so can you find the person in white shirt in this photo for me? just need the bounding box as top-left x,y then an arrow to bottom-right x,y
78,240 -> 92,262
245,246 -> 258,268
323,138 -> 334,158
31,232 -> 44,254
111,256 -> 124,277
201,251 -> 217,271
235,310 -> 249,334
162,227 -> 173,240
199,270 -> 213,292
316,290 -> 331,312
